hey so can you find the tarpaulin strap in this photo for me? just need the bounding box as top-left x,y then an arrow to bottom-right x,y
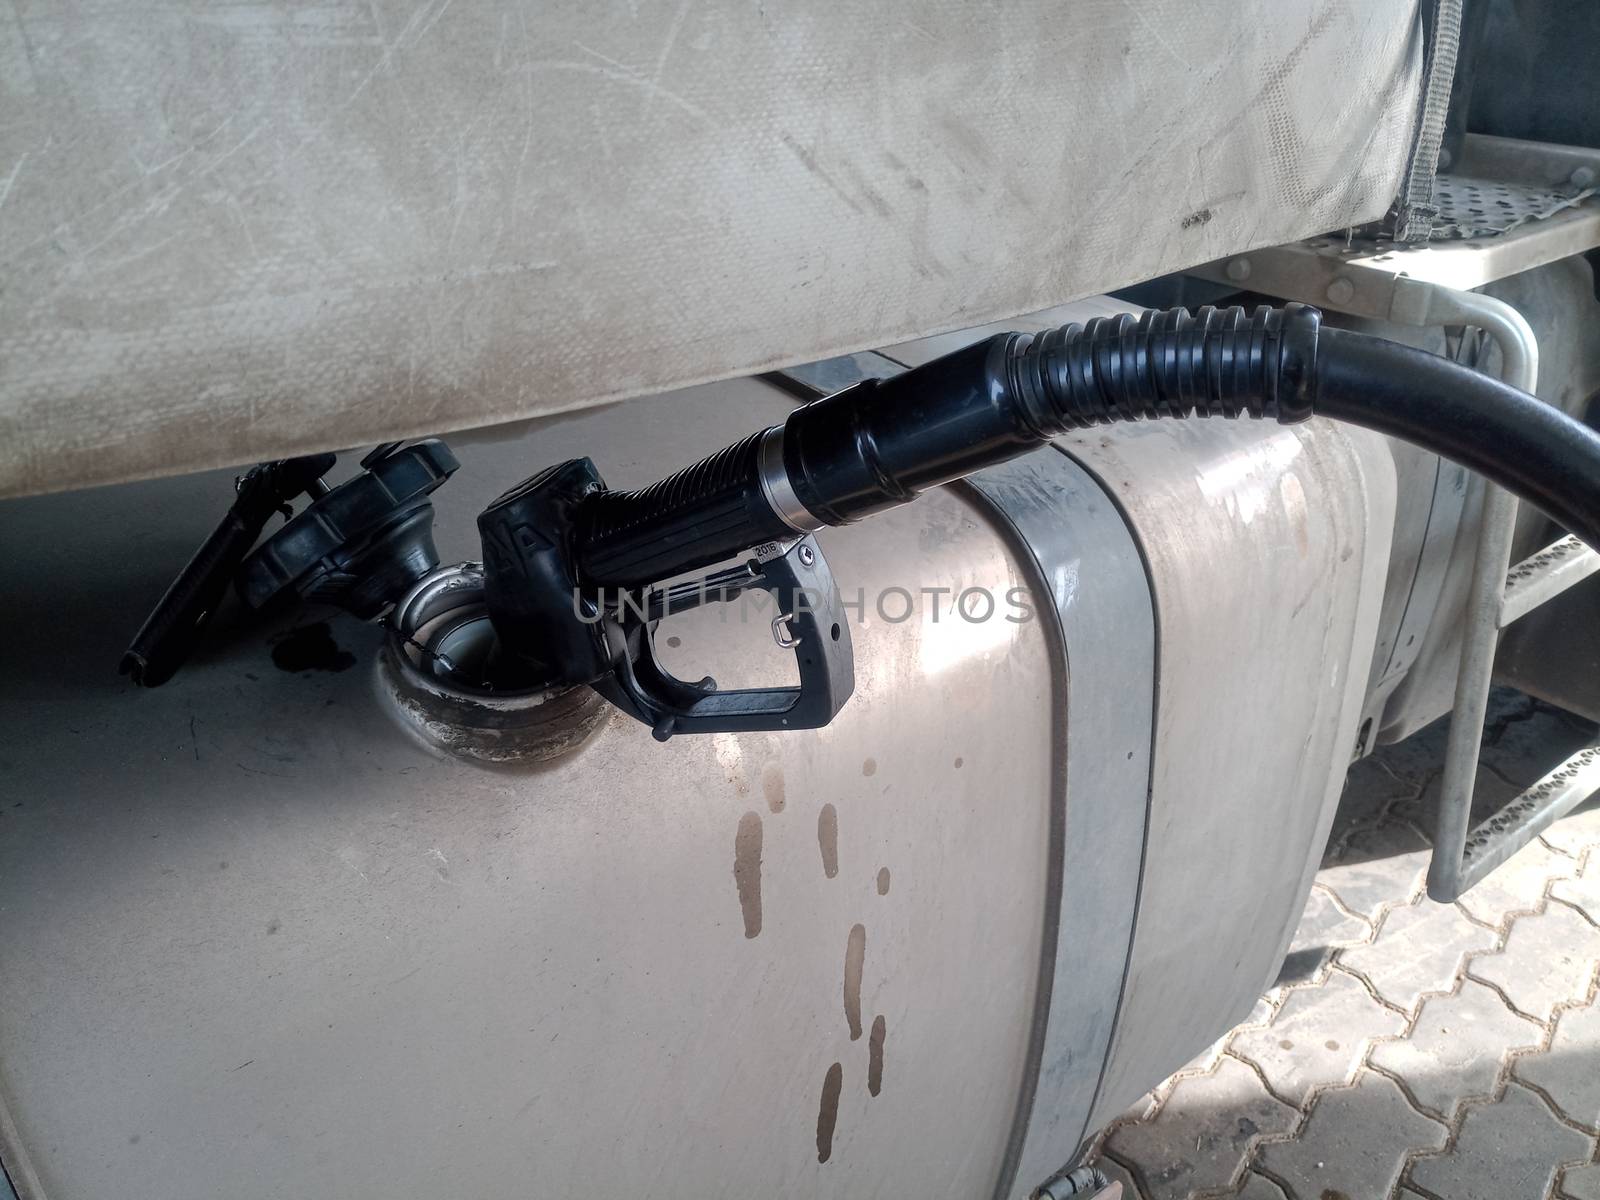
1393,0 -> 1463,242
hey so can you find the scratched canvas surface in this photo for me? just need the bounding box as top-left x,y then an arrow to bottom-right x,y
0,1 -> 1421,496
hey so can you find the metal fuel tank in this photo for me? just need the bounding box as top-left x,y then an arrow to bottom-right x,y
0,353 -> 1393,1199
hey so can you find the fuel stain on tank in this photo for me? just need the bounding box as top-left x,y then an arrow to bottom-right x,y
844,923 -> 866,1039
876,867 -> 890,896
816,1061 -> 843,1163
763,761 -> 786,813
734,812 -> 763,938
818,804 -> 839,878
868,1015 -> 886,1096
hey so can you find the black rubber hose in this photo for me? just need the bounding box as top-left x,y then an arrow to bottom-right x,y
570,304 -> 1600,588
784,304 -> 1317,526
1316,326 -> 1600,551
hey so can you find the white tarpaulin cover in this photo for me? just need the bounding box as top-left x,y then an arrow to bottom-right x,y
0,0 -> 1422,496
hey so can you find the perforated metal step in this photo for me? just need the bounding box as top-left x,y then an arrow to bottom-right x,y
1459,744 -> 1600,882
1500,535 -> 1600,628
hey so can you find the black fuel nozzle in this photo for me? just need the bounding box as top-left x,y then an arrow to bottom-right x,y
478,458 -> 613,688
474,305 -> 1327,733
477,454 -> 853,740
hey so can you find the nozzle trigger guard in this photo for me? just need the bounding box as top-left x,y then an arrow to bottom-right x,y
596,536 -> 854,740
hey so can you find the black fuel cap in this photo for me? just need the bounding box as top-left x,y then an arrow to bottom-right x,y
239,440 -> 459,618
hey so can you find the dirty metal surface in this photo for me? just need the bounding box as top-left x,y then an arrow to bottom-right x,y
1062,416 -> 1396,1136
0,0 -> 1423,497
1084,690 -> 1600,1200
966,448 -> 1155,1200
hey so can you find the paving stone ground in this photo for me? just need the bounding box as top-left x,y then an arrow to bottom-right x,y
1090,690 -> 1600,1199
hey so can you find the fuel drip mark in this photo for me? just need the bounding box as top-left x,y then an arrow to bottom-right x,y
844,923 -> 866,1039
876,867 -> 890,896
818,804 -> 839,878
868,1015 -> 886,1096
734,812 -> 763,939
763,761 -> 786,813
816,1062 -> 843,1163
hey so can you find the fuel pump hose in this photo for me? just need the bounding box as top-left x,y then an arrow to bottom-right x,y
565,303 -> 1600,587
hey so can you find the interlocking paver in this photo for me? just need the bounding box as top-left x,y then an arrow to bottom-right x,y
1106,1057 -> 1298,1200
1317,818 -> 1430,927
1104,699 -> 1600,1198
1234,1170 -> 1288,1199
1340,899 -> 1499,1015
1368,977 -> 1544,1120
1410,1082 -> 1594,1200
1472,902 -> 1600,1021
1400,762 -> 1521,837
1116,1092 -> 1160,1126
1481,694 -> 1593,778
1237,995 -> 1276,1030
1457,839 -> 1574,931
1518,996 -> 1600,1128
1552,857 -> 1600,925
1370,717 -> 1451,790
1563,1161 -> 1600,1200
1160,996 -> 1280,1091
1256,1070 -> 1447,1199
1277,886 -> 1371,986
1396,690 -> 1589,837
1326,756 -> 1419,851
1161,1034 -> 1232,1095
1232,969 -> 1406,1105
1543,802 -> 1600,859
